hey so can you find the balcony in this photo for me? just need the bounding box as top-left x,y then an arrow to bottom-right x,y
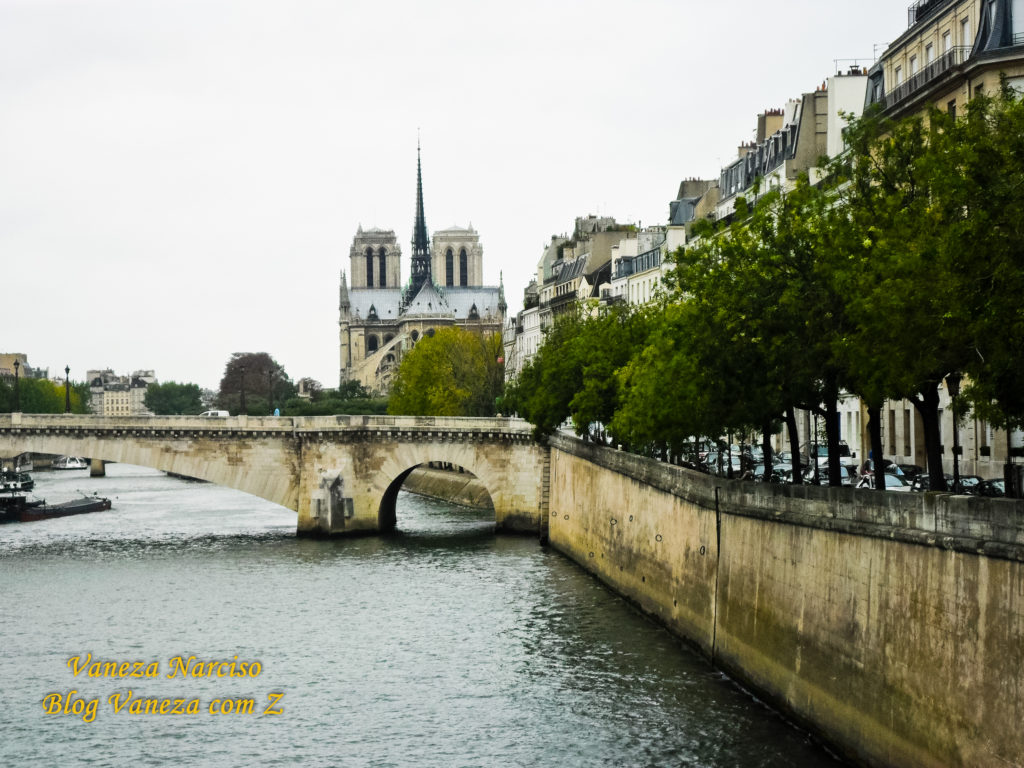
907,0 -> 953,27
885,46 -> 971,109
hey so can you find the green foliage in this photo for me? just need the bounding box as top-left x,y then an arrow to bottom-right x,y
506,305 -> 653,443
144,381 -> 204,415
513,88 -> 1024,488
216,352 -> 295,415
388,328 -> 504,417
0,377 -> 89,414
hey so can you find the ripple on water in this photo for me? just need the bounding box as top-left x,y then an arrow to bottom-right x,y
0,464 -> 843,767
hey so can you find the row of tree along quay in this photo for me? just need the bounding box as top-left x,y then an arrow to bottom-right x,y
506,84 -> 1024,498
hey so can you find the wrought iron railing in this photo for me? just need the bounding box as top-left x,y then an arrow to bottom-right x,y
885,46 -> 971,108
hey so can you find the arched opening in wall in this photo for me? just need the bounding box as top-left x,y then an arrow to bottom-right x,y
445,248 -> 454,287
383,334 -> 394,344
459,248 -> 468,286
366,335 -> 379,355
365,247 -> 375,287
378,462 -> 495,536
378,247 -> 387,287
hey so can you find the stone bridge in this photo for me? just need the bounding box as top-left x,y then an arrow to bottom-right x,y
0,414 -> 548,536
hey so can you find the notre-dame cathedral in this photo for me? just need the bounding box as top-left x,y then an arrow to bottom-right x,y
339,148 -> 506,392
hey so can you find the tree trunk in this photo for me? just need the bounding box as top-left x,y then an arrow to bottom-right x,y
867,403 -> 884,492
911,382 -> 946,491
762,421 -> 773,480
786,406 -> 802,484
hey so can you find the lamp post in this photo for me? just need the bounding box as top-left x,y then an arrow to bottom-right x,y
813,410 -> 820,485
946,371 -> 962,493
239,365 -> 247,416
64,365 -> 71,414
13,360 -> 19,412
267,368 -> 273,415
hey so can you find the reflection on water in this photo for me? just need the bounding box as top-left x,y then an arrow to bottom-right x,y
0,464 -> 843,767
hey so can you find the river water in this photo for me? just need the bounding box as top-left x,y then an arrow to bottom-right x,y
0,464 -> 843,767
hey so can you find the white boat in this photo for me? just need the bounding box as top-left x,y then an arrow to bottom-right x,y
53,456 -> 89,470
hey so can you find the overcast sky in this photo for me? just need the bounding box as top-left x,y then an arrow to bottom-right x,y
1,0 -> 908,390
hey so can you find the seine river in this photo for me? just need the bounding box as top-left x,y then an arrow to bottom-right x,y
0,464 -> 844,767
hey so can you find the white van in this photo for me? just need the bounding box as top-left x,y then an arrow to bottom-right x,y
198,410 -> 230,417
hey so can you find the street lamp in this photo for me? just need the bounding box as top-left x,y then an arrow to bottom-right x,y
267,368 -> 273,415
13,360 -> 19,412
239,365 -> 247,415
946,371 -> 963,493
64,365 -> 71,414
813,410 -> 820,485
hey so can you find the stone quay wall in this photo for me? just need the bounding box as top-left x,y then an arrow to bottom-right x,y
402,465 -> 495,510
547,433 -> 1024,768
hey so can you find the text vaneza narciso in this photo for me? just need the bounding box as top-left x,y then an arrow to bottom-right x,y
42,654 -> 284,722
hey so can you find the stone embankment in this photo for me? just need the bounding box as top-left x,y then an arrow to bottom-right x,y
546,432 -> 1024,768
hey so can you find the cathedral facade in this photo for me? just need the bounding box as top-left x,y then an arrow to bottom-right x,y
339,150 -> 506,392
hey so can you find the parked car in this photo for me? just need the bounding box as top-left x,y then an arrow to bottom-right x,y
896,464 -> 924,479
704,451 -> 745,477
856,474 -> 912,492
976,479 -> 1006,497
957,475 -> 984,494
909,474 -> 955,493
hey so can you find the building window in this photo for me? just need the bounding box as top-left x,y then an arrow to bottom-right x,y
943,30 -> 952,52
378,248 -> 387,287
445,248 -> 454,287
961,17 -> 971,46
365,247 -> 374,288
459,248 -> 468,286
925,43 -> 934,64
366,335 -> 379,356
910,55 -> 918,76
895,65 -> 903,85
948,99 -> 957,117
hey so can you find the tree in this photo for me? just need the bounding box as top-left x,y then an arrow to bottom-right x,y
388,328 -> 504,417
0,377 -> 89,414
144,381 -> 204,415
831,104 -> 983,490
216,353 -> 295,416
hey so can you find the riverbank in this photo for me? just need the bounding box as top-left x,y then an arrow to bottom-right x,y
546,432 -> 1024,768
402,464 -> 494,510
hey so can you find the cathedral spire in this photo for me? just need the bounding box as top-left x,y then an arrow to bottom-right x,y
409,140 -> 432,295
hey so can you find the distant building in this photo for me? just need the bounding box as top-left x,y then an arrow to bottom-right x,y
339,147 -> 505,392
0,353 -> 48,381
88,369 -> 156,416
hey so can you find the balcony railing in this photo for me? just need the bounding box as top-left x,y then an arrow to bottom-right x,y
885,46 -> 971,109
907,0 -> 952,27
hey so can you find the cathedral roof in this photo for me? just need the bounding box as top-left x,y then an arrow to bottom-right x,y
348,289 -> 403,320
345,285 -> 503,321
404,280 -> 449,315
443,287 -> 503,319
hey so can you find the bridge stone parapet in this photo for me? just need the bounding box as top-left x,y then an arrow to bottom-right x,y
0,414 -> 547,536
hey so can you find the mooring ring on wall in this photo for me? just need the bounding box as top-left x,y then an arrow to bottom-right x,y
610,518 -> 617,526
699,545 -> 706,556
655,534 -> 663,542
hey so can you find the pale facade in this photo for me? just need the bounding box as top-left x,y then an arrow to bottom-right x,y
88,369 -> 155,417
866,0 -> 1024,119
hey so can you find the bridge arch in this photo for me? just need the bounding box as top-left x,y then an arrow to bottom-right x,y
378,461 -> 495,533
